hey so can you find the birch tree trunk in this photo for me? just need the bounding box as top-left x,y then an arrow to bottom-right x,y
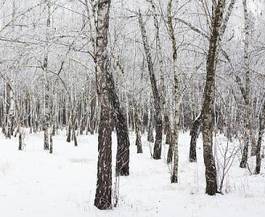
202,0 -> 225,195
94,0 -> 113,210
4,82 -> 15,138
138,12 -> 163,160
147,109 -> 154,143
188,0 -> 235,163
43,0 -> 51,151
105,70 -> 130,176
255,97 -> 265,174
135,105 -> 143,154
167,0 -> 181,183
148,0 -> 167,132
240,0 -> 252,167
189,114 -> 202,162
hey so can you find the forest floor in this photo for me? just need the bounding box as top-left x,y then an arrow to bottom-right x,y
0,131 -> 265,217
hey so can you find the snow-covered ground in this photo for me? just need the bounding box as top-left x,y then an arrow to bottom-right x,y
0,131 -> 264,217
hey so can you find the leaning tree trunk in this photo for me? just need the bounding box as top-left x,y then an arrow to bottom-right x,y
94,0 -> 112,210
138,12 -> 163,160
105,69 -> 130,176
201,0 -> 225,195
148,0 -> 167,136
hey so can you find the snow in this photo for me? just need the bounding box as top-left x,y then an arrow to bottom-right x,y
0,131 -> 265,217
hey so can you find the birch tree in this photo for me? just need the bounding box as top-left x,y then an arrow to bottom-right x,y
167,0 -> 181,183
239,0 -> 252,168
138,11 -> 163,160
201,0 -> 226,195
94,0 -> 113,210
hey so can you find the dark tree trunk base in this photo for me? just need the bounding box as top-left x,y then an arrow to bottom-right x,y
18,133 -> 22,151
189,114 -> 202,162
167,142 -> 173,164
171,174 -> 178,183
240,144 -> 248,168
44,129 -> 49,150
49,135 -> 53,154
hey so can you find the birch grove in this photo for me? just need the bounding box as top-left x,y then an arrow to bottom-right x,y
0,0 -> 265,211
